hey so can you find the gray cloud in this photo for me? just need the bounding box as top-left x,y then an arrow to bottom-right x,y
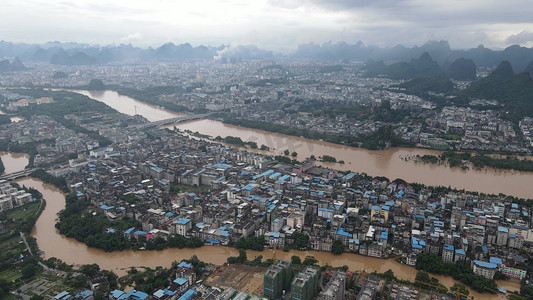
2,0 -> 533,50
506,31 -> 533,44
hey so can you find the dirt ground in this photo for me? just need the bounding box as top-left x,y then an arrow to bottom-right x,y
204,264 -> 267,296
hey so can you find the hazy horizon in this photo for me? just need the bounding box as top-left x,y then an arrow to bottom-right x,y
2,0 -> 533,52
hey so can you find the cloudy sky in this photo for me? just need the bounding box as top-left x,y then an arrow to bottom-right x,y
1,0 -> 533,51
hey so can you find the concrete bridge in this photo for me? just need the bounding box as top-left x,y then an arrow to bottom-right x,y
0,168 -> 39,181
139,113 -> 211,128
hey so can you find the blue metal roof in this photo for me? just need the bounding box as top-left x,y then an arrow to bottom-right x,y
490,257 -> 503,265
455,249 -> 466,255
473,260 -> 497,269
178,290 -> 197,300
336,228 -> 352,238
177,261 -> 192,269
173,278 -> 188,286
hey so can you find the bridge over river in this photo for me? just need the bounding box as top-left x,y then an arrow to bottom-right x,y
138,113 -> 211,128
0,168 -> 39,181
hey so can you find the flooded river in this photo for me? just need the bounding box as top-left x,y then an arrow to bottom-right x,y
74,89 -> 533,199
17,172 -> 517,298
0,129 -> 521,297
0,152 -> 29,173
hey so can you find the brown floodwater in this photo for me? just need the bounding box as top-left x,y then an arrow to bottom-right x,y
0,151 -> 29,174
71,89 -> 533,199
171,119 -> 533,199
0,151 -> 511,298
72,90 -> 185,122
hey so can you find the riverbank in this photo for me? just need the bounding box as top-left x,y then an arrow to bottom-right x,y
4,156 -> 515,299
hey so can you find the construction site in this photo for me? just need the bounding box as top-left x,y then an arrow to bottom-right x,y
204,264 -> 268,296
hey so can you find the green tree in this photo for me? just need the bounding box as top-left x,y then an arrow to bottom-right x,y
451,283 -> 469,297
303,256 -> 318,266
331,240 -> 344,255
238,249 -> 247,263
291,256 -> 302,265
383,269 -> 396,281
0,278 -> 9,297
21,263 -> 37,279
87,79 -> 105,90
284,149 -> 290,155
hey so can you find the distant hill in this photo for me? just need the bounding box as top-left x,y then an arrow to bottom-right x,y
399,74 -> 454,95
1,40 -> 533,70
293,41 -> 533,71
525,60 -> 533,79
458,61 -> 533,121
50,50 -> 99,65
447,58 -> 476,81
0,57 -> 27,72
365,52 -> 443,80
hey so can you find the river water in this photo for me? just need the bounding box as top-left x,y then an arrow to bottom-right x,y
0,153 -> 518,296
72,90 -> 184,122
74,89 -> 533,199
17,172 -> 516,298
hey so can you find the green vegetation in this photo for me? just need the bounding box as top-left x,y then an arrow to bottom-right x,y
457,61 -> 533,122
297,100 -> 371,120
321,155 -> 337,163
415,270 -> 447,292
86,79 -> 105,90
274,155 -> 299,165
236,235 -> 265,251
12,89 -> 113,147
0,157 -> 4,173
0,194 -> 45,295
283,233 -> 309,251
362,125 -> 413,150
226,248 -> 274,266
0,115 -> 11,125
52,71 -> 68,79
223,117 -> 366,148
0,199 -> 43,236
291,256 -> 301,265
56,193 -> 204,252
30,169 -> 69,193
214,135 -> 258,149
415,151 -> 533,172
302,256 -> 319,266
331,240 -> 343,255
55,194 -> 134,252
400,74 -> 454,95
111,85 -> 207,114
417,154 -> 439,164
416,253 -> 498,293
447,58 -> 477,81
119,266 -> 171,294
365,53 -> 443,80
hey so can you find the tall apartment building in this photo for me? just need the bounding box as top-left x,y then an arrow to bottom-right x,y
319,272 -> 345,300
291,267 -> 319,300
264,260 -> 292,299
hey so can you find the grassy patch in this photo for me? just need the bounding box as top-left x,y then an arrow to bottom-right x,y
0,234 -> 24,252
0,269 -> 22,283
4,201 -> 40,221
